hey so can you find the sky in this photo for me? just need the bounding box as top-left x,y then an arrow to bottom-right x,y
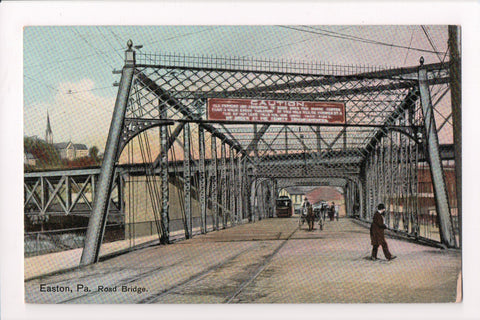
23,25 -> 452,151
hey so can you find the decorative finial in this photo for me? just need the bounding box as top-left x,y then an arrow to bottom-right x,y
419,56 -> 424,66
127,39 -> 133,50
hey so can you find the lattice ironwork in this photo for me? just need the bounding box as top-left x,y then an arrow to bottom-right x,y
77,47 -> 457,265
115,52 -> 455,245
24,169 -> 123,217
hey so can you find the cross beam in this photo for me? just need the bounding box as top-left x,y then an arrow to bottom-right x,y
135,72 -> 247,158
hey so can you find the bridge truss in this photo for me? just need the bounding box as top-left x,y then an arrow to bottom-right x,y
26,41 -> 458,265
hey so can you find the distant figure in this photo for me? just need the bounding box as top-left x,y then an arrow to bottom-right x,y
353,203 -> 360,217
370,203 -> 396,261
328,202 -> 335,221
306,201 -> 315,231
320,202 -> 327,221
334,204 -> 339,221
302,198 -> 310,216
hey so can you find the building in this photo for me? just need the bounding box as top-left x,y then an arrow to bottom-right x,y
306,186 -> 345,217
24,152 -> 37,166
44,112 -> 89,161
279,186 -> 316,212
417,162 -> 457,216
54,142 -> 89,160
279,186 -> 345,216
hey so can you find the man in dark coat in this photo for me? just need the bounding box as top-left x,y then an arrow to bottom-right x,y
328,202 -> 335,221
370,203 -> 396,261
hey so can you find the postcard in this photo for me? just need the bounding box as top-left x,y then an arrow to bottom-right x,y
1,2 -> 479,319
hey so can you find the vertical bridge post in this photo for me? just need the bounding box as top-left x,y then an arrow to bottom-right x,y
448,25 -> 462,247
198,126 -> 207,234
221,142 -> 227,229
80,41 -> 136,266
229,145 -> 236,225
183,122 -> 192,239
418,61 -> 456,247
211,136 -> 219,230
160,102 -> 170,243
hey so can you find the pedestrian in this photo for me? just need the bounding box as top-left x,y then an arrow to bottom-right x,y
320,201 -> 327,221
353,203 -> 359,218
318,209 -> 324,230
306,201 -> 315,231
335,204 -> 339,221
299,197 -> 310,226
329,202 -> 335,221
370,203 -> 396,261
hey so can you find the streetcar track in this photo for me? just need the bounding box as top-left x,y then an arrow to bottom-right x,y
139,244 -> 258,304
59,264 -> 169,303
143,226 -> 299,304
44,225 -> 299,304
58,247 -> 214,303
224,226 -> 298,303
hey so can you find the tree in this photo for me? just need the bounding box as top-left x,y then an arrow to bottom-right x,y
89,146 -> 99,163
24,136 -> 62,169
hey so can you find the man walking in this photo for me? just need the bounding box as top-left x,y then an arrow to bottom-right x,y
370,203 -> 396,261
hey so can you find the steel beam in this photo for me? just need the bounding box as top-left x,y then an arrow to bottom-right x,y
211,136 -> 219,231
236,153 -> 243,222
245,125 -> 270,155
152,123 -> 185,169
199,127 -> 207,234
250,179 -> 257,222
271,180 -> 277,218
363,89 -> 418,154
231,62 -> 449,95
134,72 -> 246,156
183,122 -> 192,239
220,78 -> 447,102
160,116 -> 170,244
221,142 -> 227,229
419,64 -> 455,247
80,42 -> 135,266
229,146 -> 236,225
449,25 -> 462,247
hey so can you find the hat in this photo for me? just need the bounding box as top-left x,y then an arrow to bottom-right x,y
377,203 -> 386,210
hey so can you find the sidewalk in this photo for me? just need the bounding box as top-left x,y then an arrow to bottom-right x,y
25,227 -> 203,280
24,220 -> 245,280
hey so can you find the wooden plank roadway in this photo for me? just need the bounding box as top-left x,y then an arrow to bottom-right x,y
25,218 -> 461,304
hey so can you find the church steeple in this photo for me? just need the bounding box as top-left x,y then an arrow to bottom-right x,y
45,111 -> 53,144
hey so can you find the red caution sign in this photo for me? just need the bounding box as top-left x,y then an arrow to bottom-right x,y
207,98 -> 345,124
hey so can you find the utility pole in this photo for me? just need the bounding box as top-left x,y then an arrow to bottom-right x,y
448,25 -> 461,247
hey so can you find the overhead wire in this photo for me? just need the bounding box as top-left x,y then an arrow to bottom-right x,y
280,25 -> 447,55
71,28 -> 116,70
95,26 -> 125,61
142,26 -> 223,47
24,52 -> 110,69
403,26 -> 415,65
420,26 -> 452,135
421,25 -> 443,63
23,74 -> 105,110
108,28 -> 126,49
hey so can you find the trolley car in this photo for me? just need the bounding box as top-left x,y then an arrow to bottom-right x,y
275,196 -> 293,218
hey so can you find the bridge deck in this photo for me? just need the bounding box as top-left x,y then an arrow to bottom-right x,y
25,218 -> 461,304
